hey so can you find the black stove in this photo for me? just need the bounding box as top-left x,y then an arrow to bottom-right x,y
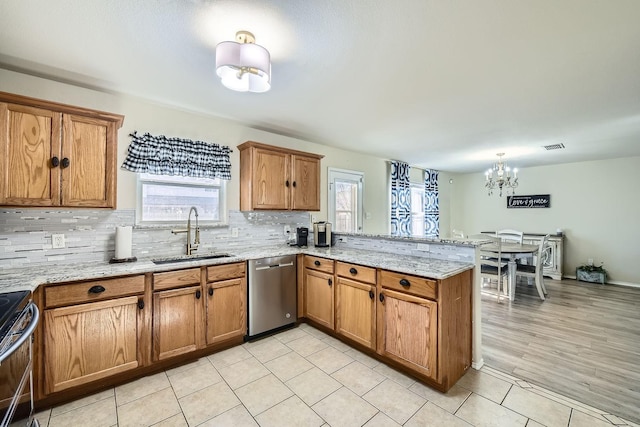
0,290 -> 30,343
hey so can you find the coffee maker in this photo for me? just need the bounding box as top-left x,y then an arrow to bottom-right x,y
295,227 -> 308,247
313,222 -> 332,247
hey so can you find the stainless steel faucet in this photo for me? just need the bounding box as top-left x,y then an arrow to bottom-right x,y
171,206 -> 200,255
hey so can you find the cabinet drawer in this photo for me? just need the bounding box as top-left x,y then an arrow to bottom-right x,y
44,275 -> 145,308
304,255 -> 334,273
336,262 -> 376,284
207,262 -> 246,282
154,268 -> 201,291
380,270 -> 437,301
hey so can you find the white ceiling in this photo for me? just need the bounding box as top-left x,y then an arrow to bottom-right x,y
2,0 -> 640,173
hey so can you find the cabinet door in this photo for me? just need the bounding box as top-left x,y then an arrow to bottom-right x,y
252,147 -> 290,209
335,277 -> 375,349
153,286 -> 202,361
61,114 -> 116,207
44,296 -> 141,393
377,289 -> 438,379
205,278 -> 246,345
0,103 -> 61,206
291,154 -> 320,211
304,268 -> 334,329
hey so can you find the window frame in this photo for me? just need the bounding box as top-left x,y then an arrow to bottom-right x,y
410,182 -> 425,237
328,167 -> 364,234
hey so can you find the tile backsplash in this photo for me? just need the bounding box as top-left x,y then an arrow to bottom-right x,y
0,209 -> 309,269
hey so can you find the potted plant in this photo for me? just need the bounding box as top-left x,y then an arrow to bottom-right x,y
576,263 -> 607,284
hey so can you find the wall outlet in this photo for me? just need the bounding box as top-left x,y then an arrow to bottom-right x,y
588,258 -> 594,266
52,234 -> 65,248
231,227 -> 239,238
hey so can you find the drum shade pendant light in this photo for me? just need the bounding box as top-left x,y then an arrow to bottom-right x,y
216,31 -> 271,93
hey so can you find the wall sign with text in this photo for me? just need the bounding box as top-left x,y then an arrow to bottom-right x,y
507,194 -> 551,208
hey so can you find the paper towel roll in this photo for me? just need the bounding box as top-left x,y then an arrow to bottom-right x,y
115,226 -> 132,259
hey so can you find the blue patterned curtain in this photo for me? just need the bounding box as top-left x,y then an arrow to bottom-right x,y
390,161 -> 411,236
424,169 -> 439,238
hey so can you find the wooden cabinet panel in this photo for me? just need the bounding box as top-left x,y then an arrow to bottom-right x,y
207,262 -> 245,282
304,268 -> 334,329
44,275 -> 145,308
61,114 -> 116,207
153,268 -> 201,291
377,289 -> 437,379
335,277 -> 375,349
0,103 -> 61,206
44,296 -> 141,393
153,286 -> 202,361
336,262 -> 376,284
291,154 -> 320,211
380,270 -> 437,301
303,255 -> 334,274
205,278 -> 246,345
252,148 -> 290,209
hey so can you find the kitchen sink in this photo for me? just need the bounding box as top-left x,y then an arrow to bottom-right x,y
152,254 -> 233,265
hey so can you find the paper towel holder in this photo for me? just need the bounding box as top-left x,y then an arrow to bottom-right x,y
109,256 -> 138,264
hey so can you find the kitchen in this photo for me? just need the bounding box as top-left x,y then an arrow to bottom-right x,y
2,1 -> 640,427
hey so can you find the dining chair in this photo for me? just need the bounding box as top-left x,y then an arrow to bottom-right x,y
496,229 -> 523,244
515,234 -> 549,300
476,235 -> 510,302
451,229 -> 465,239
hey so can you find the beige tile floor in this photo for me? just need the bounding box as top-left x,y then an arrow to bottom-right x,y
12,323 -> 639,427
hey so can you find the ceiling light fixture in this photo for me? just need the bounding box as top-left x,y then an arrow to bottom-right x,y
485,153 -> 518,197
216,31 -> 271,93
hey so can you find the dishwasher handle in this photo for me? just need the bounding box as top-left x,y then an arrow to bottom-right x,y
0,302 -> 39,364
254,261 -> 294,271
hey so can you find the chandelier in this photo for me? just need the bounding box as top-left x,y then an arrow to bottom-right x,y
485,153 -> 518,196
216,31 -> 271,93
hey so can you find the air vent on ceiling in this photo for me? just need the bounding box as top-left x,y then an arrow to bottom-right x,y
543,143 -> 565,150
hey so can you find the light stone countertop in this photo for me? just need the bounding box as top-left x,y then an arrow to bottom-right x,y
0,244 -> 474,294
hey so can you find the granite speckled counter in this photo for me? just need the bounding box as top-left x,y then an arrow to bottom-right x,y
0,245 -> 474,294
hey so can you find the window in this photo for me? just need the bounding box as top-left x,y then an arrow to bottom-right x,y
410,183 -> 425,237
328,168 -> 364,233
137,173 -> 226,224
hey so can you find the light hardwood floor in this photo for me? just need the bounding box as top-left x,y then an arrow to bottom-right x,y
482,277 -> 640,424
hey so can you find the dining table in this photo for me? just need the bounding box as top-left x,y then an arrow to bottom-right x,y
482,242 -> 540,300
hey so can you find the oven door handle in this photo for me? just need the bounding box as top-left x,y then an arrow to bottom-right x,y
0,302 -> 40,364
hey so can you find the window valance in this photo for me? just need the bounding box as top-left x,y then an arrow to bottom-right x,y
121,131 -> 232,180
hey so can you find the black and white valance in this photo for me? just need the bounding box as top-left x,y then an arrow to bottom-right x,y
121,131 -> 232,180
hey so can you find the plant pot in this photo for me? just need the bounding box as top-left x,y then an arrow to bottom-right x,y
576,268 -> 606,284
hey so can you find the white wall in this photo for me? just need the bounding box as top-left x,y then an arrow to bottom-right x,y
0,69 -> 391,234
450,157 -> 640,285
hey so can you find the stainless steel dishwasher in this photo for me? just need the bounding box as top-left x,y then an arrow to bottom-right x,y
247,255 -> 297,338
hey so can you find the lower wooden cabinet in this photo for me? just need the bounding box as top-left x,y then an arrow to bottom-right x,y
44,295 -> 143,393
304,268 -> 335,329
335,277 -> 376,350
204,263 -> 247,345
377,289 -> 438,379
153,285 -> 202,361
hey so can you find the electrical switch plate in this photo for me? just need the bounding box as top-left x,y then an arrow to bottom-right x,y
231,228 -> 239,238
52,234 -> 65,248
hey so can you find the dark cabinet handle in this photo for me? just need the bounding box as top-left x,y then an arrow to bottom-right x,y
349,267 -> 358,275
51,156 -> 60,167
379,293 -> 385,302
61,157 -> 70,168
328,278 -> 332,286
285,180 -> 290,187
399,278 -> 411,287
137,299 -> 145,310
208,287 -> 214,296
292,181 -> 297,187
88,285 -> 105,294
369,290 -> 374,299
196,290 -> 201,299
314,260 -> 321,266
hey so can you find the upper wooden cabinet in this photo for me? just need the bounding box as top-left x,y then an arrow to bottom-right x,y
0,92 -> 123,208
238,141 -> 323,211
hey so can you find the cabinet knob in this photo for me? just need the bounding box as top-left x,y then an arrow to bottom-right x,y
137,299 -> 145,310
285,180 -> 290,187
208,287 -> 214,296
196,290 -> 201,299
379,293 -> 385,303
61,157 -> 70,168
88,285 -> 105,294
369,290 -> 374,300
328,278 -> 332,287
349,267 -> 358,275
292,181 -> 296,187
314,260 -> 321,266
399,278 -> 411,287
51,156 -> 60,167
